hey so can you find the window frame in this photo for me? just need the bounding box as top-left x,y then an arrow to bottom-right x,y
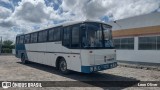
24,34 -> 30,44
157,36 -> 160,50
80,22 -> 113,49
71,24 -> 80,48
53,27 -> 62,41
38,30 -> 48,43
16,36 -> 20,44
113,39 -> 121,49
62,24 -> 82,49
113,37 -> 134,50
62,26 -> 71,48
48,26 -> 62,42
48,28 -> 54,42
30,32 -> 38,43
19,35 -> 24,44
62,22 -> 113,49
138,36 -> 157,50
120,38 -> 134,50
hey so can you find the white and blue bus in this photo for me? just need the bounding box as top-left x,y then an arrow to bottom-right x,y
15,20 -> 117,74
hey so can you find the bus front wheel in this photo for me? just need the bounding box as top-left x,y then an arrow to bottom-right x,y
21,54 -> 27,64
59,58 -> 70,74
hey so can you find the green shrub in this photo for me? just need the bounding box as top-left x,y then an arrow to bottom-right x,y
2,48 -> 12,53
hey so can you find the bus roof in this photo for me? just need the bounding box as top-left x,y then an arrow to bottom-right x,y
16,20 -> 112,36
62,20 -> 112,26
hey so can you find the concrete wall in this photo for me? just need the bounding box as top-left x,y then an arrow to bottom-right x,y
116,50 -> 160,63
12,49 -> 15,55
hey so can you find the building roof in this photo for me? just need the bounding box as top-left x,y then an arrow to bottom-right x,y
107,12 -> 160,37
107,12 -> 160,31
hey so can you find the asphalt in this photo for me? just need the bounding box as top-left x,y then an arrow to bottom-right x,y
0,55 -> 160,90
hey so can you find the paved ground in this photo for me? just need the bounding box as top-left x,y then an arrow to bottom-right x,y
0,55 -> 160,90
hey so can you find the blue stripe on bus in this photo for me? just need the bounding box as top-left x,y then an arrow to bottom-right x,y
15,44 -> 25,58
81,62 -> 117,73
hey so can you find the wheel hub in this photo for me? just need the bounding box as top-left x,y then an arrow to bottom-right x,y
60,61 -> 67,71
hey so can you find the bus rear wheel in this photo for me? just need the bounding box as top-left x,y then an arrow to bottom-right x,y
59,58 -> 70,74
21,54 -> 27,64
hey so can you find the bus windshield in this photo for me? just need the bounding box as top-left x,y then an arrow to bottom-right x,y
103,24 -> 114,48
82,23 -> 113,48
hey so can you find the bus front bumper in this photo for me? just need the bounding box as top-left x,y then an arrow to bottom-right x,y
81,62 -> 117,73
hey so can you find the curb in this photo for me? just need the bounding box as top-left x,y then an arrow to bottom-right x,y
118,63 -> 160,71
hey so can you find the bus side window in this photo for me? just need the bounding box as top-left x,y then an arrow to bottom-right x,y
31,33 -> 38,43
24,34 -> 30,43
16,36 -> 20,44
63,27 -> 71,47
54,27 -> 61,41
49,28 -> 54,41
43,31 -> 47,42
19,36 -> 24,44
71,25 -> 80,48
38,31 -> 47,42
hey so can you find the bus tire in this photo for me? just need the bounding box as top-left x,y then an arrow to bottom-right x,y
59,58 -> 70,74
21,53 -> 27,64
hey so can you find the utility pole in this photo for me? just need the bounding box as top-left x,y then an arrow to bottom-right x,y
0,36 -> 2,54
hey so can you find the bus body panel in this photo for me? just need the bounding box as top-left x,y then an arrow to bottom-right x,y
24,42 -> 82,72
80,49 -> 117,73
80,49 -> 116,65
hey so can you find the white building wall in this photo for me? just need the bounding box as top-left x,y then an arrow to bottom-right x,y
116,36 -> 160,64
109,12 -> 160,64
12,49 -> 15,55
116,50 -> 160,63
134,37 -> 138,50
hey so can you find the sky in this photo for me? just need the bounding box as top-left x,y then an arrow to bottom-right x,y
0,0 -> 160,41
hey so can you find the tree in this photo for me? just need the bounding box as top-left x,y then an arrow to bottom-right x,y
3,40 -> 13,46
1,40 -> 14,53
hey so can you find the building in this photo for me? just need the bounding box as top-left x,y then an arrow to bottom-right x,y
107,12 -> 160,65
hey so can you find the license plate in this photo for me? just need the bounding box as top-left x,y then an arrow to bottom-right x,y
103,64 -> 109,69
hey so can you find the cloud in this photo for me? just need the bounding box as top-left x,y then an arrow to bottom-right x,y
0,0 -> 160,41
0,0 -> 10,4
60,0 -> 160,20
0,18 -> 16,27
0,6 -> 12,19
0,0 -> 60,41
0,0 -> 14,11
0,27 -> 18,41
12,0 -> 59,23
0,6 -> 15,28
108,0 -> 160,20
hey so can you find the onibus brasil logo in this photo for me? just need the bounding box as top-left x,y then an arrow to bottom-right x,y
2,82 -> 11,89
2,81 -> 42,89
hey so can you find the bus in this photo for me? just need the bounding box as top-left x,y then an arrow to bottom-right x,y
15,20 -> 117,74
